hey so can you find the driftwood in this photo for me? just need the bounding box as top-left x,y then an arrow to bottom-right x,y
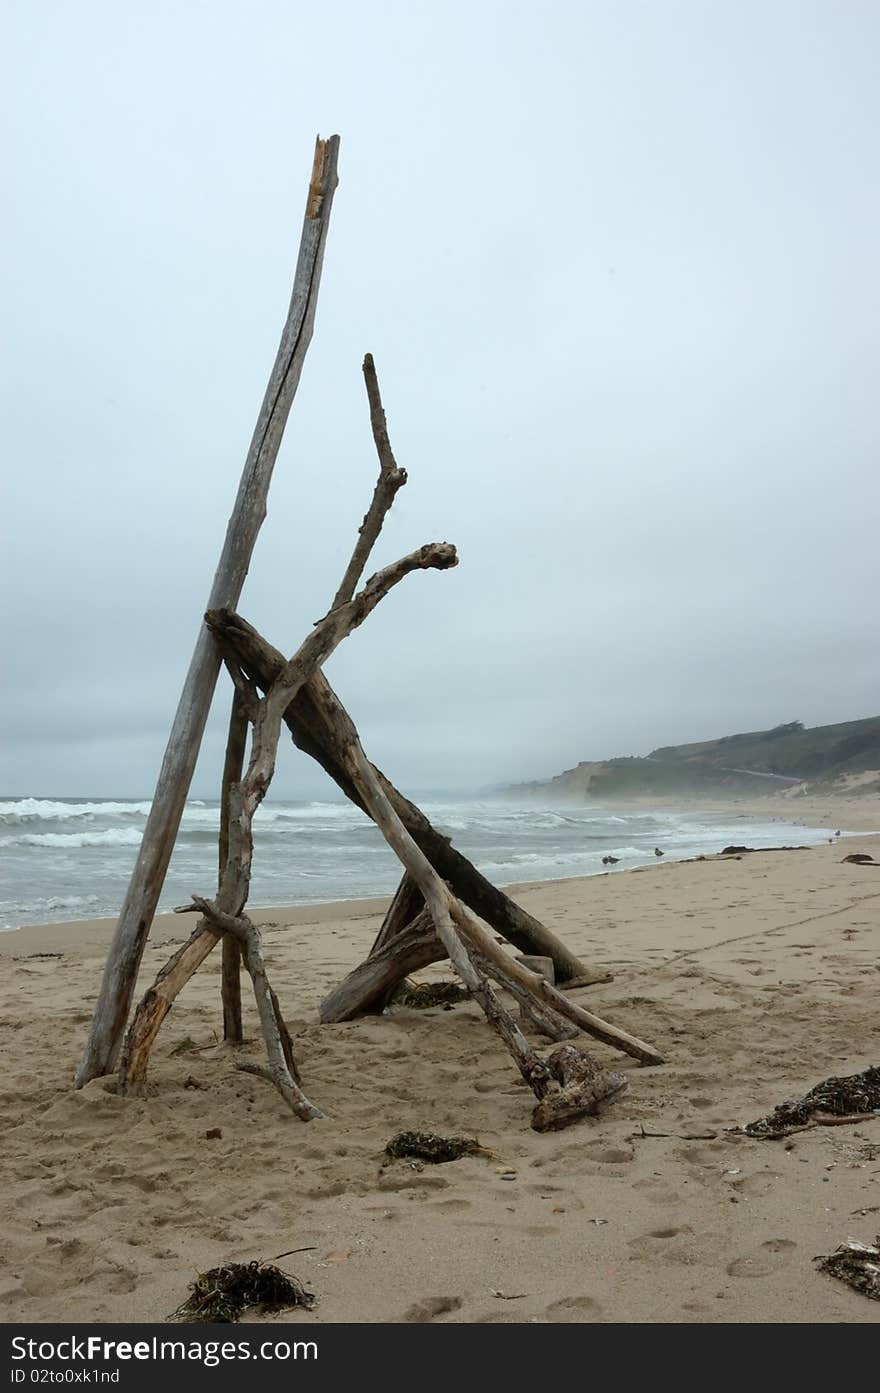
186,898 -> 322,1121
322,842 -> 662,1061
469,945 -> 577,1042
76,135 -> 341,1087
207,616 -> 597,985
104,330 -> 651,1129
118,539 -> 458,1092
120,354 -> 473,1103
219,690 -> 248,1043
201,354 -> 593,984
339,733 -> 556,1101
370,874 -> 425,959
330,353 -> 407,610
319,909 -> 443,1021
449,898 -> 663,1066
531,1044 -> 628,1132
305,680 -> 650,1113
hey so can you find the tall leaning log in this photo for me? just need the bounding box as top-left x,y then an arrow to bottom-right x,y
207,611 -> 600,984
75,135 -> 341,1087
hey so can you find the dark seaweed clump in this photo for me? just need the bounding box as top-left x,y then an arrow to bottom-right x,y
741,1065 -> 880,1138
816,1238 -> 880,1302
170,1260 -> 315,1323
393,981 -> 469,1009
385,1131 -> 484,1164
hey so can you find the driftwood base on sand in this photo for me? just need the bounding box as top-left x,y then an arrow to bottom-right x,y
319,910 -> 443,1021
105,346 -> 660,1133
531,1044 -> 628,1132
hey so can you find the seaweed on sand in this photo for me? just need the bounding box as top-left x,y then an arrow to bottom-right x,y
392,981 -> 469,1009
816,1237 -> 880,1301
737,1065 -> 880,1139
385,1131 -> 487,1164
170,1260 -> 315,1323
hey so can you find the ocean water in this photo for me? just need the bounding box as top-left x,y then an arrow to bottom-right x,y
0,796 -> 838,933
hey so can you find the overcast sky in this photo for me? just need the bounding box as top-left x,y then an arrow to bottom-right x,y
2,1 -> 878,800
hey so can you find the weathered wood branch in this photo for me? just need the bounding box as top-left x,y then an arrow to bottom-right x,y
220,690 -> 248,1044
203,612 -> 598,985
341,735 -> 554,1101
117,918 -> 225,1089
118,545 -> 458,1091
319,909 -> 443,1021
189,896 -> 322,1121
76,134 -> 341,1087
531,1045 -> 628,1132
209,541 -> 458,890
449,900 -> 664,1066
369,875 -> 425,958
331,354 -> 408,610
470,947 -> 578,1042
334,711 -> 638,1124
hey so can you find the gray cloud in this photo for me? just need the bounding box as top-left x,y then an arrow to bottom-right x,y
3,1 -> 878,799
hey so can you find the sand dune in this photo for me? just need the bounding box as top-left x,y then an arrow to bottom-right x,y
2,809 -> 879,1324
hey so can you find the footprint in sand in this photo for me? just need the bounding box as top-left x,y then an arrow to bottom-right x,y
730,1171 -> 782,1198
545,1295 -> 603,1322
403,1296 -> 462,1322
632,1177 -> 682,1205
726,1238 -> 796,1277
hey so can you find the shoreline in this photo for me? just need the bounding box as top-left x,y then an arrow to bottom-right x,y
4,792 -> 877,947
2,832 -> 879,1321
4,833 -> 878,954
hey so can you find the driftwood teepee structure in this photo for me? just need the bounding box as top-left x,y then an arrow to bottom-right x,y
77,135 -> 663,1131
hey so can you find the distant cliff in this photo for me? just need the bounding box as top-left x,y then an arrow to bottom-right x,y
509,716 -> 880,802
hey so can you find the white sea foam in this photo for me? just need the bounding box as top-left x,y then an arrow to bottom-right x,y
5,828 -> 144,849
0,794 -> 834,932
0,798 -> 153,823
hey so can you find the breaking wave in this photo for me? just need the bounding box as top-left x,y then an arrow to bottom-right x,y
4,828 -> 144,849
0,799 -> 153,823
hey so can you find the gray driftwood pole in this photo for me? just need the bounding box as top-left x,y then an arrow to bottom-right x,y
75,134 -> 341,1087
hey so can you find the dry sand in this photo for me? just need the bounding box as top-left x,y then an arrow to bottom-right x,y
2,797 -> 879,1325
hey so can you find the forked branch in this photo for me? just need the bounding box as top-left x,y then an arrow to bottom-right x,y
331,354 -> 408,609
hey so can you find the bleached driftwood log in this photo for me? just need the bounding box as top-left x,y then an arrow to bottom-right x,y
117,542 -> 457,1093
206,616 -> 600,986
531,1044 -> 628,1132
369,875 -> 424,958
308,679 -> 663,1068
186,897 -> 322,1122
219,689 -> 248,1043
319,902 -> 575,1042
113,345 -> 653,1128
330,353 -> 408,609
76,135 -> 341,1087
312,691 -> 633,1125
318,909 -> 443,1021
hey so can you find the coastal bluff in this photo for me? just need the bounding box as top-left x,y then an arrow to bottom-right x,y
508,715 -> 880,802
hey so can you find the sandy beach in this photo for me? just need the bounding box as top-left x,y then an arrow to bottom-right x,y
2,795 -> 879,1325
